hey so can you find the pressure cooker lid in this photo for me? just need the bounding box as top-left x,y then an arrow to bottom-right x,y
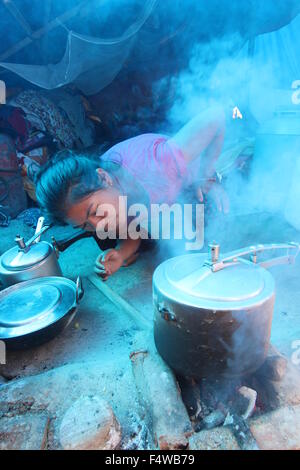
0,276 -> 78,340
153,253 -> 275,310
0,242 -> 52,271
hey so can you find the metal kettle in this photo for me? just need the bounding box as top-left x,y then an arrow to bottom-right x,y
0,218 -> 62,288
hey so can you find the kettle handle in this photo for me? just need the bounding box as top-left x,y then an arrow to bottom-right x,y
34,217 -> 45,243
16,224 -> 52,252
207,242 -> 300,272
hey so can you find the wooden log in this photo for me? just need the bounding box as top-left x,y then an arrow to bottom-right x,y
130,350 -> 193,450
224,413 -> 259,450
256,356 -> 287,382
176,376 -> 202,421
249,344 -> 300,411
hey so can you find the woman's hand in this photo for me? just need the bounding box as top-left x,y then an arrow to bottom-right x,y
197,182 -> 230,214
94,249 -> 125,280
94,238 -> 141,280
94,247 -> 140,280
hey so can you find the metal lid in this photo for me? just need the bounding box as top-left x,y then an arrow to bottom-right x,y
0,277 -> 78,340
0,242 -> 52,271
153,253 -> 275,310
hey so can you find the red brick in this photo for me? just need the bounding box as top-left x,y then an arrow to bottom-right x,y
250,405 -> 300,450
189,428 -> 240,450
265,346 -> 300,406
273,362 -> 300,406
0,414 -> 49,450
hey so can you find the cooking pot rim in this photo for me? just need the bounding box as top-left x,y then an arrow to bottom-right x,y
153,284 -> 275,311
0,240 -> 54,272
153,252 -> 275,311
0,276 -> 81,340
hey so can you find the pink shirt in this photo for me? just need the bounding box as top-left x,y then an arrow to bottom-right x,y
100,133 -> 189,205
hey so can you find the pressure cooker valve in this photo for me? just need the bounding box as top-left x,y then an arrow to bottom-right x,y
15,235 -> 26,250
209,242 -> 220,263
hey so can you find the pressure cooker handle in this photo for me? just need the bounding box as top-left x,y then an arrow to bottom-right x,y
210,242 -> 300,271
257,243 -> 300,269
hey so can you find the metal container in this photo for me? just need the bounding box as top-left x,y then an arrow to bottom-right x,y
0,276 -> 84,349
0,225 -> 62,287
153,242 -> 299,379
0,220 -> 109,288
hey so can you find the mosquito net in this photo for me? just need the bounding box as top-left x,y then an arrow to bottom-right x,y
0,0 -> 157,95
0,0 -> 299,107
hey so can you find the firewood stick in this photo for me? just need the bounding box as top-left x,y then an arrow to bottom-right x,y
87,275 -> 151,331
249,343 -> 300,411
255,343 -> 288,382
130,349 -> 193,450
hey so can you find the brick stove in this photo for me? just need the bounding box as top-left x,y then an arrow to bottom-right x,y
178,344 -> 300,450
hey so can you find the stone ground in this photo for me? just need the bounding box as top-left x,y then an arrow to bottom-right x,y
1,211 -> 300,449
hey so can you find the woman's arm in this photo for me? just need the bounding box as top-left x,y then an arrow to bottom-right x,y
168,105 -> 225,170
118,237 -> 141,264
168,106 -> 229,212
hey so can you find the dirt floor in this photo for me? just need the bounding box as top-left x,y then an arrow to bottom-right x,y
1,211 -> 300,448
1,210 -> 300,373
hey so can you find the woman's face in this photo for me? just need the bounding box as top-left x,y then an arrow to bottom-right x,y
66,169 -> 124,234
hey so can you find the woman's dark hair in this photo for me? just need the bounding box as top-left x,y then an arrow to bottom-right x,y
35,149 -> 120,224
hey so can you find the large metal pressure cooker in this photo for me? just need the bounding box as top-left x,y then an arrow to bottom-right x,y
153,242 -> 299,379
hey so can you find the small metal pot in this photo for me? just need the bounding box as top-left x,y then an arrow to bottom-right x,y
0,223 -> 62,288
0,223 -> 96,288
153,242 -> 299,379
0,276 -> 84,349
